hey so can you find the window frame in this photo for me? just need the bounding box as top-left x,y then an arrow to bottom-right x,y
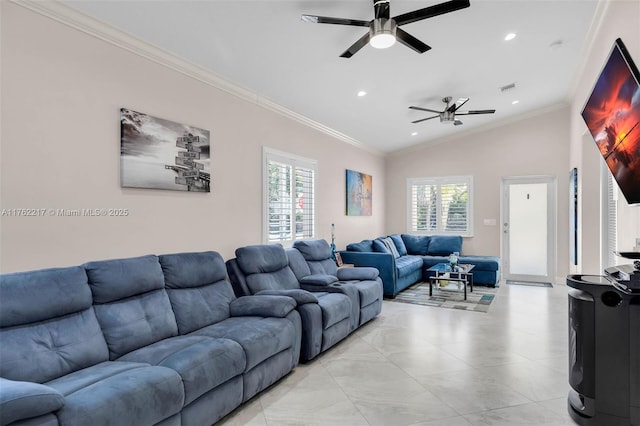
406,175 -> 474,237
263,147 -> 317,245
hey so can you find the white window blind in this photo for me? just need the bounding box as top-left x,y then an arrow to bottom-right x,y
407,176 -> 473,236
264,148 -> 316,244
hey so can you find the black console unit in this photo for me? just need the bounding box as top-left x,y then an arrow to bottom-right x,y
567,274 -> 639,425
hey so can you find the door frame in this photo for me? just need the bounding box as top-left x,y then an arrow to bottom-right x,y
501,176 -> 557,283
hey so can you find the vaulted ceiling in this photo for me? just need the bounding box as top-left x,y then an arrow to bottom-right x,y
64,0 -> 601,153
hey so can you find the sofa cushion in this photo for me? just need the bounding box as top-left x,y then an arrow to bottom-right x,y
346,240 -> 373,252
293,239 -> 332,261
86,255 -> 179,359
460,255 -> 501,272
427,235 -> 463,255
117,335 -> 245,406
389,234 -> 408,256
372,239 -> 390,254
85,255 -> 165,304
401,234 -> 431,255
235,244 -> 288,274
316,293 -> 351,329
192,317 -> 296,372
0,378 -> 64,426
46,361 -> 184,426
0,265 -> 110,383
395,256 -> 423,278
160,252 -> 236,334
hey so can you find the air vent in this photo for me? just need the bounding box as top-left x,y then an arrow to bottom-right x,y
500,83 -> 516,93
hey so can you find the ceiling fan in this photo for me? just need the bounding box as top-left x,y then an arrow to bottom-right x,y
409,97 -> 496,126
301,0 -> 470,58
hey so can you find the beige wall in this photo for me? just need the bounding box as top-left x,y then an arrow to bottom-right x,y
386,107 -> 571,279
0,3 -> 385,272
569,0 -> 640,274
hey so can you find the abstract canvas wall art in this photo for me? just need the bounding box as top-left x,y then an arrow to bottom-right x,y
120,108 -> 210,192
346,169 -> 372,216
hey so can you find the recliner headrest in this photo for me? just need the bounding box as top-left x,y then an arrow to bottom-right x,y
235,244 -> 288,274
292,239 -> 331,261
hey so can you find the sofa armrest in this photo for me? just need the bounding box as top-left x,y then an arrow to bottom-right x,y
336,267 -> 379,281
339,251 -> 396,295
299,274 -> 339,286
230,295 -> 297,318
0,378 -> 65,426
255,289 -> 318,305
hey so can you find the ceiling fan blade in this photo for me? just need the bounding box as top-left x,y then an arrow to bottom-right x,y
412,115 -> 440,124
456,109 -> 496,115
453,120 -> 464,126
409,106 -> 442,114
374,0 -> 391,19
394,0 -> 471,26
340,32 -> 371,58
396,28 -> 431,53
448,97 -> 469,113
301,15 -> 370,27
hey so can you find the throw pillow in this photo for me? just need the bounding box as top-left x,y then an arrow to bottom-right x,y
381,237 -> 400,259
389,234 -> 408,256
372,239 -> 390,254
346,240 -> 373,252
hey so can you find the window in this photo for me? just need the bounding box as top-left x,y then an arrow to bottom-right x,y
263,148 -> 316,244
407,176 -> 473,236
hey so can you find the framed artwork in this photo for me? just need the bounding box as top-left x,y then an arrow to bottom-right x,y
346,169 -> 372,216
570,167 -> 578,265
120,108 -> 211,192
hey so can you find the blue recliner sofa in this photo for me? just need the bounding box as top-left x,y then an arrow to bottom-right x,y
226,242 -> 382,362
340,234 -> 501,297
0,251 -> 301,426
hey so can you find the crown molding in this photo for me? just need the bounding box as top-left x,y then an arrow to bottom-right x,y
11,0 -> 384,157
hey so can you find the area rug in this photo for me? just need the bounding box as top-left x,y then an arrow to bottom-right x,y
390,282 -> 497,313
506,280 -> 553,288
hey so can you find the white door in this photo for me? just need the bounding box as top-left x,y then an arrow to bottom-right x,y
502,177 -> 556,284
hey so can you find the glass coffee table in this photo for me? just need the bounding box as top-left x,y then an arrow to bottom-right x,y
427,263 -> 475,300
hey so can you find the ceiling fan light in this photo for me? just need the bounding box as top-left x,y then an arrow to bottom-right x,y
370,33 -> 396,49
369,18 -> 396,49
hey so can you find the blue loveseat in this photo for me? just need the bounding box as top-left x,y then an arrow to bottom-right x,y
0,251 -> 301,426
340,234 -> 501,297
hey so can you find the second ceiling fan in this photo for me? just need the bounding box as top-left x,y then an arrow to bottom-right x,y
410,97 -> 496,126
301,0 -> 471,58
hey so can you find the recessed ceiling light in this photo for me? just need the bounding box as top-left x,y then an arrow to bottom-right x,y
411,132 -> 418,136
504,33 -> 517,41
512,100 -> 520,105
357,91 -> 367,97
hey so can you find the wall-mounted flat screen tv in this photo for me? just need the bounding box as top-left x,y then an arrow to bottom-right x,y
582,38 -> 640,205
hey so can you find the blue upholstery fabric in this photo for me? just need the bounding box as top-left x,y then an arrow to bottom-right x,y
372,239 -> 390,254
395,256 -> 423,278
293,239 -> 332,261
180,377 -> 242,426
192,317 -> 296,372
117,336 -> 245,406
0,378 -> 64,426
159,252 -> 235,334
401,234 -> 430,255
336,267 -> 379,281
256,288 -> 318,304
380,237 -> 400,258
0,266 -> 109,384
427,235 -> 463,255
317,293 -> 351,329
389,234 -> 408,256
300,274 -> 339,286
235,244 -> 288,274
0,266 -> 90,327
92,289 -> 179,359
242,350 -> 295,403
345,240 -> 373,252
230,295 -> 297,318
46,362 -> 184,426
84,255 -> 165,303
245,267 -> 300,293
286,248 -> 312,281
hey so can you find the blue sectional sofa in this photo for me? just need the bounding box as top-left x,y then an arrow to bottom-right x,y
340,234 -> 501,297
226,240 -> 383,362
0,251 -> 301,426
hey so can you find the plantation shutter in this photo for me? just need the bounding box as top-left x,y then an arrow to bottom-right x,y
408,176 -> 473,236
265,149 -> 316,244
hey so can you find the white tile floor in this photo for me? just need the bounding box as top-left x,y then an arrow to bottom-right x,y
219,282 -> 577,425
